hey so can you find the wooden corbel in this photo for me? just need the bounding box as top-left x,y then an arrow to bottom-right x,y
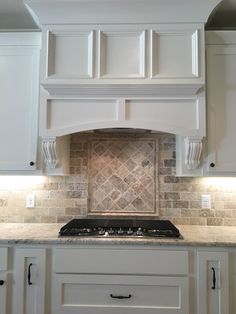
184,137 -> 203,170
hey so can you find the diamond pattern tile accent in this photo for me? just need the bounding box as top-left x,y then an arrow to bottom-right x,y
88,139 -> 158,214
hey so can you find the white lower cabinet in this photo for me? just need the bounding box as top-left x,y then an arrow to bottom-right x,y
0,248 -> 8,314
0,245 -> 234,314
52,248 -> 189,314
197,251 -> 229,314
13,248 -> 46,314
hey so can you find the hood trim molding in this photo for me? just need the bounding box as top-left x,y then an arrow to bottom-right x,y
40,95 -> 205,138
25,0 -> 222,25
42,83 -> 203,98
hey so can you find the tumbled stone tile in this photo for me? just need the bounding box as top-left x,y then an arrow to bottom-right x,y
56,216 -> 74,223
215,210 -> 232,218
173,201 -> 189,209
180,192 -> 197,201
164,176 -> 180,183
164,159 -> 175,167
65,207 -> 83,215
117,197 -> 129,210
223,218 -> 236,226
24,216 -> 41,223
164,192 -> 180,200
189,217 -> 207,225
40,216 -> 57,223
207,218 -> 223,226
199,209 -> 215,217
181,209 -> 199,217
173,217 -> 190,225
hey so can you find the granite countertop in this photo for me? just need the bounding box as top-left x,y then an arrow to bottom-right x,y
0,223 -> 236,247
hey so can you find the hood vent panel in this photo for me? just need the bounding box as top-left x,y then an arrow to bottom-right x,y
42,97 -> 205,138
24,0 -> 222,174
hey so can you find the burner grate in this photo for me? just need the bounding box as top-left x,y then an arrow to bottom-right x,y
59,219 -> 181,238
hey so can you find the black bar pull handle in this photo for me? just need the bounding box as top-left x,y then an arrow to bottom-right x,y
28,263 -> 33,285
211,267 -> 216,290
0,280 -> 4,286
110,294 -> 132,299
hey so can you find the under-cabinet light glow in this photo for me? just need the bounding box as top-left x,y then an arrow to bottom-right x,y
0,176 -> 46,190
200,177 -> 236,191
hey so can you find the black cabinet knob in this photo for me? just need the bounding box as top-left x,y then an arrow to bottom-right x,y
210,163 -> 215,168
29,161 -> 35,166
0,280 -> 4,285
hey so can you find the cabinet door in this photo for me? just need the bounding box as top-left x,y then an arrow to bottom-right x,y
206,42 -> 236,173
0,248 -> 8,314
197,251 -> 229,314
0,34 -> 40,171
13,248 -> 46,314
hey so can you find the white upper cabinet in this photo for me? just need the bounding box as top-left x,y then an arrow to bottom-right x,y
176,31 -> 236,177
0,33 -> 41,172
206,31 -> 236,175
41,24 -> 204,86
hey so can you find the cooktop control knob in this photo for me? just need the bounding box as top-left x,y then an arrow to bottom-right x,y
108,228 -> 115,235
98,229 -> 105,235
136,228 -> 143,236
117,228 -> 124,235
127,228 -> 134,235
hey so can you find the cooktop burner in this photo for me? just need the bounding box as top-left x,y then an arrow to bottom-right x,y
59,219 -> 181,238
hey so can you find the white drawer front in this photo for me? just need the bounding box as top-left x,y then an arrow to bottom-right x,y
54,248 -> 188,275
53,274 -> 188,314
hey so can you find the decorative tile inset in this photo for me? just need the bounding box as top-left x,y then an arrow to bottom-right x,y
88,138 -> 158,214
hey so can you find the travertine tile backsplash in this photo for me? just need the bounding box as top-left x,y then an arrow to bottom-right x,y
88,137 -> 157,215
1,132 -> 236,225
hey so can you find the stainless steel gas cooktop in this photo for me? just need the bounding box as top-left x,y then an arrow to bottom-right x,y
59,219 -> 181,238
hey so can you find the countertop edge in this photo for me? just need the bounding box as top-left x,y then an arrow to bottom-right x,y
0,224 -> 236,247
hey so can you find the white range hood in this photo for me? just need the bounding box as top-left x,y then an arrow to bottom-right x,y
25,0 -> 221,174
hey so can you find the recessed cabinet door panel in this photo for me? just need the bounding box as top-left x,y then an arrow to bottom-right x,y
98,30 -> 145,78
47,31 -> 94,78
197,251 -> 229,314
151,28 -> 199,79
44,99 -> 118,135
0,248 -> 8,271
0,45 -> 39,170
13,249 -> 46,314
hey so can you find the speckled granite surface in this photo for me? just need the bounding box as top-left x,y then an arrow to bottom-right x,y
0,223 -> 236,247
